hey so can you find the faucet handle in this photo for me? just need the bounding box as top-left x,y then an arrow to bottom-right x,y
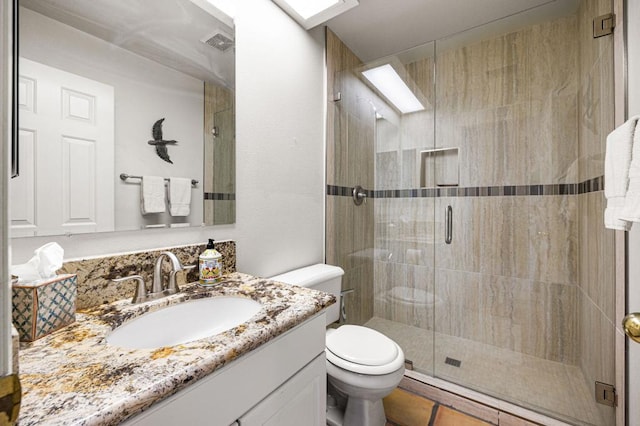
112,275 -> 147,304
167,264 -> 197,293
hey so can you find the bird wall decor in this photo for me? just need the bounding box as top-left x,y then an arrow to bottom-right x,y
148,118 -> 178,164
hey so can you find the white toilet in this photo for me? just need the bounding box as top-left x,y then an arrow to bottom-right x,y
271,264 -> 405,426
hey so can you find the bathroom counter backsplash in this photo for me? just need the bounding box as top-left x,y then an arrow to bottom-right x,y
59,241 -> 236,309
17,273 -> 335,426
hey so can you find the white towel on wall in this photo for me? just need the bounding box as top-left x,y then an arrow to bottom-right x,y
168,177 -> 192,217
604,116 -> 640,230
619,117 -> 640,222
140,176 -> 166,215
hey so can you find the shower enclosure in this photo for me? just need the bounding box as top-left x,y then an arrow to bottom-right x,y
325,1 -> 617,425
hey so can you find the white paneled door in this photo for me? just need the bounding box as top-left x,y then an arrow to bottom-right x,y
11,58 -> 114,236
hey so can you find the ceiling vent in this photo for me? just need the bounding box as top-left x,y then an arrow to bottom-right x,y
202,31 -> 234,52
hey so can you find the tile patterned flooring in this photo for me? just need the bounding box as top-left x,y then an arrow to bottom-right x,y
366,317 -> 606,426
384,388 -> 492,426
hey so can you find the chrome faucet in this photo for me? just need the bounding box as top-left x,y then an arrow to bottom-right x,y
112,251 -> 195,303
152,251 -> 183,294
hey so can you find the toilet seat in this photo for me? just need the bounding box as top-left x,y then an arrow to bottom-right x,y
326,326 -> 405,375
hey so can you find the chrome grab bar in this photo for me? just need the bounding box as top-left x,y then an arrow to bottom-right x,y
445,205 -> 453,244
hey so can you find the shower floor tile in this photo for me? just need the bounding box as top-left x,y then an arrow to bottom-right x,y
365,317 -> 605,426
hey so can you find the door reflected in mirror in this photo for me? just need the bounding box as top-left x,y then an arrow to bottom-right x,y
11,0 -> 235,238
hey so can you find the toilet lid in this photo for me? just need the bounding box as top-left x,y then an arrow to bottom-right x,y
326,325 -> 398,366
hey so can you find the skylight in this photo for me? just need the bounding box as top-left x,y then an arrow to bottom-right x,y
272,0 -> 359,29
361,64 -> 425,114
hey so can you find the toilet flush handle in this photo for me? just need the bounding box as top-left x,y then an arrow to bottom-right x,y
340,288 -> 355,323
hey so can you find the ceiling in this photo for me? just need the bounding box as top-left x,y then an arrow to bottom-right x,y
20,0 -> 580,84
20,0 -> 235,87
326,0 -> 579,62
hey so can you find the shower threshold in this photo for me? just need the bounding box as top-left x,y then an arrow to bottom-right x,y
364,317 -> 607,426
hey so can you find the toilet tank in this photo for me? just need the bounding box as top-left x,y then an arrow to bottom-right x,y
270,264 -> 344,325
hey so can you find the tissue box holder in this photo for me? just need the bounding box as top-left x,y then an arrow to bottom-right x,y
12,274 -> 77,342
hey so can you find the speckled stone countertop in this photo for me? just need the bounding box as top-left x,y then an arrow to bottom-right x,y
17,273 -> 335,426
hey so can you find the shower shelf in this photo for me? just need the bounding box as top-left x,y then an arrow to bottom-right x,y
420,147 -> 459,188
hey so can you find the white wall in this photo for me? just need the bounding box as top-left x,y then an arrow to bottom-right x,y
1,0 -> 14,375
11,0 -> 326,278
19,8 -> 204,231
625,1 -> 640,424
233,0 -> 326,276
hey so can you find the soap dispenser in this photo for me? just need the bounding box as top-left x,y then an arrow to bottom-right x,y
199,239 -> 223,286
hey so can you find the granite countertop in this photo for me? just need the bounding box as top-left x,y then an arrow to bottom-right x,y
17,273 -> 335,426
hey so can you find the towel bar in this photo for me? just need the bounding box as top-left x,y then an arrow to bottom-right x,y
119,173 -> 198,187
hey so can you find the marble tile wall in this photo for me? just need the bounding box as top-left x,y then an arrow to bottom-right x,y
370,13 -> 583,364
434,15 -> 578,187
374,195 -> 578,363
577,0 -> 615,183
59,240 -> 236,309
326,29 -> 376,326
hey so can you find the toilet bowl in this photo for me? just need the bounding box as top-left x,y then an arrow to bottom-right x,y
270,264 -> 405,426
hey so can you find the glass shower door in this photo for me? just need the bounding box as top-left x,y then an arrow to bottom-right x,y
364,41 -> 438,379
431,1 -> 616,425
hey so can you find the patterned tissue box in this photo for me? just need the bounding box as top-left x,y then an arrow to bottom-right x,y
12,274 -> 77,342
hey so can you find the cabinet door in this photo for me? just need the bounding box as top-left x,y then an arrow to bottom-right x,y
238,354 -> 326,426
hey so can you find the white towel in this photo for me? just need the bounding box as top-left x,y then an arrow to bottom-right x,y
604,117 -> 639,230
140,176 -> 166,215
168,177 -> 192,217
619,117 -> 640,222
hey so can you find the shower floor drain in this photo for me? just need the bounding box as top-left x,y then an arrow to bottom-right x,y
444,357 -> 462,367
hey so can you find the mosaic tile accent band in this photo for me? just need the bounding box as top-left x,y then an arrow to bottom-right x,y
204,192 -> 236,201
327,176 -> 603,199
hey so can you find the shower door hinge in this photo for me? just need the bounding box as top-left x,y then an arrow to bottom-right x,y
593,13 -> 615,38
595,381 -> 617,407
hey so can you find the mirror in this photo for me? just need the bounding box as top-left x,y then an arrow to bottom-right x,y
10,0 -> 235,237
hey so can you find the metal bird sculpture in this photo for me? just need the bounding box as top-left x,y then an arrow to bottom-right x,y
148,118 -> 177,164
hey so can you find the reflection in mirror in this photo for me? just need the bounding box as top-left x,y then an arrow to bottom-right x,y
204,83 -> 235,225
11,0 -> 235,238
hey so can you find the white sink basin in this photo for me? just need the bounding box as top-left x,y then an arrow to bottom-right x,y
106,296 -> 262,349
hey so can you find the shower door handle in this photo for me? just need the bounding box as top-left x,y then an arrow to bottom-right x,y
445,205 -> 453,244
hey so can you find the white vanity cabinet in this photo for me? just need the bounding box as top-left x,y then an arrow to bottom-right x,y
122,314 -> 327,426
237,353 -> 325,425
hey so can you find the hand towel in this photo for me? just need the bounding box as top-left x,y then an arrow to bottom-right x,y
619,117 -> 640,223
604,117 -> 639,230
168,177 -> 192,217
140,176 -> 166,215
